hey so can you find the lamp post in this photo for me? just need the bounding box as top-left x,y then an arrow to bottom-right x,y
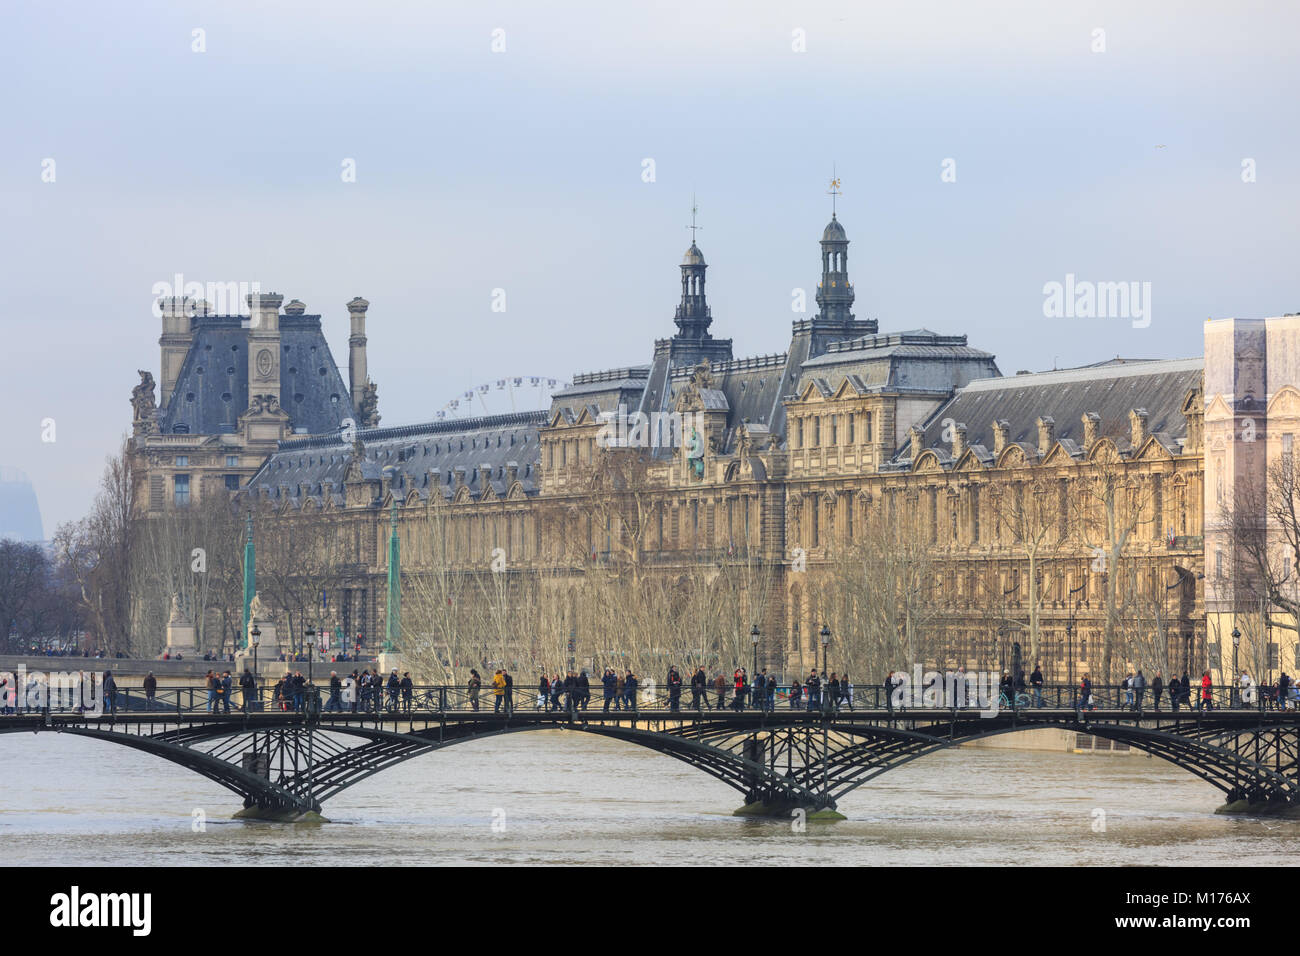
306,624 -> 316,687
820,624 -> 831,711
1231,627 -> 1241,709
750,624 -> 760,682
251,626 -> 261,712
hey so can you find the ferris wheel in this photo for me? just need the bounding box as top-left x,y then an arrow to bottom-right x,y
434,375 -> 566,420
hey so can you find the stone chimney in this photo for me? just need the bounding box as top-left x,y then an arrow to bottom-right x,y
283,299 -> 307,316
158,295 -> 203,408
1036,416 -> 1055,457
951,422 -> 967,459
453,466 -> 466,491
348,297 -> 370,415
1130,408 -> 1149,449
506,460 -> 519,484
1081,412 -> 1101,451
992,420 -> 1010,455
479,463 -> 494,493
908,425 -> 925,459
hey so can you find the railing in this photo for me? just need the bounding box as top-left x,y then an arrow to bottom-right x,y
0,680 -> 1289,717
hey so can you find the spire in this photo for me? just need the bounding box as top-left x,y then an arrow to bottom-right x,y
815,172 -> 855,326
675,197 -> 712,339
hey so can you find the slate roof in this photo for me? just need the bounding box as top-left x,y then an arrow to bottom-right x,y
800,329 -> 1001,392
245,411 -> 547,504
159,314 -> 353,436
902,357 -> 1203,460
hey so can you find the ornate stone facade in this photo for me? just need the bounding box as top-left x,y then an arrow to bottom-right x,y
132,215 -> 1296,684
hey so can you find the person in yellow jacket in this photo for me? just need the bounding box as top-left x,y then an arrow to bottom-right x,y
492,669 -> 506,713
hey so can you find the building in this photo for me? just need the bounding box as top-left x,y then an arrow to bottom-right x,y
129,209 -> 1296,686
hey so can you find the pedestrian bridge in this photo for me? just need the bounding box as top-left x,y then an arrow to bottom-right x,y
2,695 -> 1296,821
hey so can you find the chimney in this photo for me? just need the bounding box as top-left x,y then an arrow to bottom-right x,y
506,460 -> 519,484
951,422 -> 967,459
1081,412 -> 1101,451
283,299 -> 307,316
348,297 -> 370,415
1130,408 -> 1149,449
479,462 -> 494,492
908,425 -> 925,459
992,420 -> 1010,455
1036,416 -> 1055,457
453,466 -> 466,490
158,295 -> 199,408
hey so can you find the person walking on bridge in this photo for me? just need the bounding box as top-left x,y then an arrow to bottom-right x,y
806,670 -> 821,711
221,671 -> 233,713
492,669 -> 506,714
624,671 -> 638,711
667,666 -> 683,712
466,669 -> 480,711
690,667 -> 709,712
342,671 -> 357,712
1079,674 -> 1094,712
1132,669 -> 1146,713
1200,671 -> 1213,711
713,672 -> 726,710
1151,671 -> 1164,711
144,672 -> 158,711
538,673 -> 550,711
1278,672 -> 1292,711
602,669 -> 618,713
1030,664 -> 1043,708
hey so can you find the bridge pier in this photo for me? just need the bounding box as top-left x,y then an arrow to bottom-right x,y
232,805 -> 330,823
732,799 -> 846,821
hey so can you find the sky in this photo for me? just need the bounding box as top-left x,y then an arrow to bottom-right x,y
2,0 -> 1297,534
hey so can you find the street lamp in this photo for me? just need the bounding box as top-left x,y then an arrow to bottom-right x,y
820,624 -> 831,710
1231,626 -> 1241,709
306,624 -> 316,686
251,626 -> 261,711
750,624 -> 760,682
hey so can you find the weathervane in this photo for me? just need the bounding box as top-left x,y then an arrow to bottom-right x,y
828,166 -> 841,217
688,194 -> 702,244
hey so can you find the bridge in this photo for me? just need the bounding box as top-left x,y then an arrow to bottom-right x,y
2,683 -> 1298,821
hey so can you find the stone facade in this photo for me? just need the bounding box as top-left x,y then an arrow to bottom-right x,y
129,214 -> 1297,684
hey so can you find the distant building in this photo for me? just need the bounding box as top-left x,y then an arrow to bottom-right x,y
0,468 -> 44,542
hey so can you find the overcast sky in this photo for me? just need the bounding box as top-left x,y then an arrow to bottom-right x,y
2,0 -> 1297,533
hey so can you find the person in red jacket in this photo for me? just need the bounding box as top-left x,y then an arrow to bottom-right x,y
1201,671 -> 1214,711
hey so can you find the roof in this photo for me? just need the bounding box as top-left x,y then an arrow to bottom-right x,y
822,216 -> 847,242
159,313 -> 352,437
904,357 -> 1203,459
246,410 -> 547,504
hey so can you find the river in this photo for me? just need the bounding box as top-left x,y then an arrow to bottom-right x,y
1,731 -> 1295,865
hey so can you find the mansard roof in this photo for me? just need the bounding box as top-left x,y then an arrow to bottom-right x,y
245,410 -> 546,505
800,328 -> 1000,392
902,357 -> 1203,462
158,313 -> 352,437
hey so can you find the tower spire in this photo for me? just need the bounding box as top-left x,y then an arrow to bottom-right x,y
675,199 -> 711,340
828,165 -> 841,218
